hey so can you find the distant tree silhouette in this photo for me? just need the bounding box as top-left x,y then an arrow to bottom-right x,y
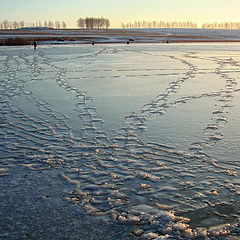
105,19 -> 110,29
19,21 -> 25,28
85,17 -> 93,29
12,21 -> 19,29
76,18 -> 85,28
62,21 -> 67,29
2,20 -> 9,29
55,21 -> 61,29
44,21 -> 48,28
77,17 -> 110,29
48,20 -> 54,28
9,21 -> 13,29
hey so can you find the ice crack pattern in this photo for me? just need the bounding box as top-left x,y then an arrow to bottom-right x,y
1,44 -> 240,239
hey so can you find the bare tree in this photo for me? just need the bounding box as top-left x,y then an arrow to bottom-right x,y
77,18 -> 85,28
55,21 -> 61,29
2,20 -> 9,29
62,21 -> 67,29
98,17 -> 103,28
105,19 -> 110,29
12,21 -> 19,29
87,17 -> 94,29
9,21 -> 13,29
48,20 -> 54,28
19,21 -> 25,28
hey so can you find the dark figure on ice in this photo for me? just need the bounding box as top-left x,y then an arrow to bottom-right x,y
33,41 -> 37,50
91,42 -> 95,46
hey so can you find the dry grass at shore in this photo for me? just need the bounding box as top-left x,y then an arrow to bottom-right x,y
1,37 -> 30,46
1,29 -> 240,45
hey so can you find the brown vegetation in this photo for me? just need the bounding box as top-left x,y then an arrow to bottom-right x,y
1,29 -> 240,45
1,38 -> 30,46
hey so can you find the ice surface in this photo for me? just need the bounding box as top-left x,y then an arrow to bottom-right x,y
1,43 -> 240,239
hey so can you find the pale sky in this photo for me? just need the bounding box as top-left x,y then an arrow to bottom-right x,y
1,0 -> 240,28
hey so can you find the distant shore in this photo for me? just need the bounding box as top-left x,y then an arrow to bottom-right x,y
1,28 -> 240,45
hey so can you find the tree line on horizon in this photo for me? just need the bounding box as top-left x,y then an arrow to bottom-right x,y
121,20 -> 240,29
76,17 -> 110,29
0,20 -> 67,29
202,22 -> 240,29
1,18 -> 240,30
121,21 -> 197,29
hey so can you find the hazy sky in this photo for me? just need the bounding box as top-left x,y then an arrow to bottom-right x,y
1,0 -> 240,28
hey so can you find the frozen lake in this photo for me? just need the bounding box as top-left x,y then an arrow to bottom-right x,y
1,43 -> 240,239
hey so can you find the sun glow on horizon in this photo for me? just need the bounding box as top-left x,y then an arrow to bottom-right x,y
0,0 -> 240,28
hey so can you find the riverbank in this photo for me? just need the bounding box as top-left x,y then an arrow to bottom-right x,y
1,28 -> 240,45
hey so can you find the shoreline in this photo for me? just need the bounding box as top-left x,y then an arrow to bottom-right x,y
1,28 -> 240,45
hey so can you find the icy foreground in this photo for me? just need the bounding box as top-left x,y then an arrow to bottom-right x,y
1,43 -> 240,239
